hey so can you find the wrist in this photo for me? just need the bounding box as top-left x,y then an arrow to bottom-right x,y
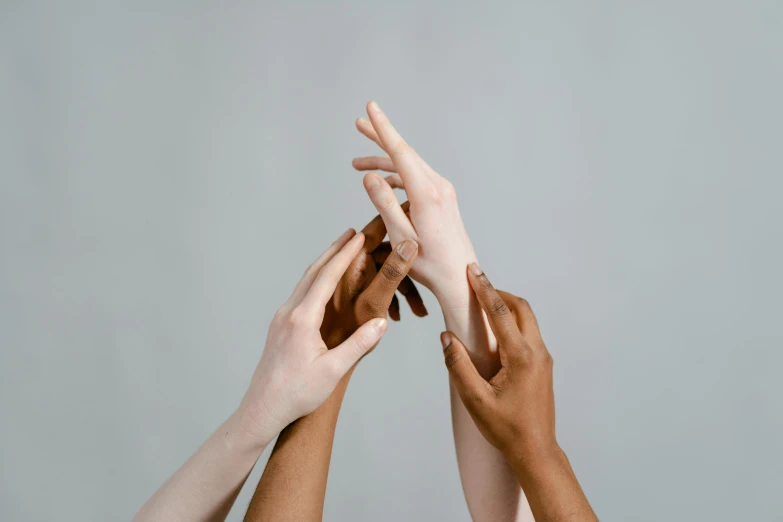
431,258 -> 477,312
225,408 -> 274,457
507,438 -> 565,483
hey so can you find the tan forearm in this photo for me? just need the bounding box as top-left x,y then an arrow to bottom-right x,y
511,445 -> 598,522
243,368 -> 354,522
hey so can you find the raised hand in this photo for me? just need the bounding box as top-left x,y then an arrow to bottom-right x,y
353,102 -> 537,522
244,213 -> 424,522
237,229 -> 391,447
442,264 -> 598,522
323,212 -> 426,347
353,101 -> 477,307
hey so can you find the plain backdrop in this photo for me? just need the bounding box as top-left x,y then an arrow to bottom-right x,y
1,1 -> 781,521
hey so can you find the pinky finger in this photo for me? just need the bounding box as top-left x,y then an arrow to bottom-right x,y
385,174 -> 404,189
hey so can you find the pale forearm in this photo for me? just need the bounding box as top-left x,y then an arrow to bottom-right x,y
244,369 -> 354,522
439,282 -> 535,522
133,410 -> 267,522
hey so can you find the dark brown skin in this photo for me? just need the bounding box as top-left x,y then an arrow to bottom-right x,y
442,263 -> 598,522
243,210 -> 425,522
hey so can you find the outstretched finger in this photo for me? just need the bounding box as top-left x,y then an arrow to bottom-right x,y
441,332 -> 493,413
352,155 -> 397,173
365,101 -> 430,195
288,228 -> 356,305
356,117 -> 384,150
300,233 -> 366,317
363,173 -> 416,243
467,263 -> 522,356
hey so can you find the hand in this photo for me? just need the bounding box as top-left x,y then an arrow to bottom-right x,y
441,263 -> 556,466
353,101 -> 477,307
322,212 -> 426,349
237,230 -> 391,447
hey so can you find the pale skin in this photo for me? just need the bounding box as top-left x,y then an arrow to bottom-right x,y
243,214 -> 425,522
442,265 -> 598,522
352,101 -> 535,521
132,230 -> 392,522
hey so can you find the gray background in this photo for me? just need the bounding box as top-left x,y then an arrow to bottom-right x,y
1,1 -> 781,521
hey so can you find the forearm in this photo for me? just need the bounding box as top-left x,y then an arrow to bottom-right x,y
244,368 -> 354,522
438,280 -> 535,522
133,410 -> 267,522
510,445 -> 598,522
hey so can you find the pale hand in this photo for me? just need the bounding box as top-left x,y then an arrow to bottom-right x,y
353,101 -> 477,308
237,229 -> 388,447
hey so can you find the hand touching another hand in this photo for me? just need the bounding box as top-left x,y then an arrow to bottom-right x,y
237,230 -> 395,448
442,264 -> 598,522
353,102 -> 477,307
322,211 -> 426,349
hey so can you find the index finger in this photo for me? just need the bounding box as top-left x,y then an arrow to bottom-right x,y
365,101 -> 429,194
467,263 -> 522,348
301,233 -> 366,317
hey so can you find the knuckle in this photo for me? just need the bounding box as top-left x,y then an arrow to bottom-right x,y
516,341 -> 534,362
378,193 -> 399,212
350,331 -> 374,356
381,259 -> 405,281
516,297 -> 532,313
323,357 -> 344,380
388,140 -> 409,157
490,296 -> 510,316
477,274 -> 494,290
356,294 -> 384,320
286,306 -> 308,327
443,344 -> 465,370
302,262 -> 316,279
427,186 -> 444,206
271,308 -> 288,328
441,180 -> 457,200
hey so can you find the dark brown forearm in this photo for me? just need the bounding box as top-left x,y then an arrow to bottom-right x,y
243,368 -> 354,522
511,445 -> 598,522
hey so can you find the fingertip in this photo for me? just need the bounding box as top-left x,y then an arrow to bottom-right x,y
363,172 -> 381,190
367,100 -> 379,114
372,317 -> 388,334
415,305 -> 429,318
440,331 -> 452,351
397,239 -> 418,262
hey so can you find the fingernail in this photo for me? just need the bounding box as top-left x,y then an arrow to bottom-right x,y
469,262 -> 483,276
440,332 -> 451,351
397,240 -> 418,261
365,175 -> 380,190
372,317 -> 388,333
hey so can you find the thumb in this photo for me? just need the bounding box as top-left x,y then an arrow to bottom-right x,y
357,239 -> 418,320
320,318 -> 388,379
441,332 -> 490,410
